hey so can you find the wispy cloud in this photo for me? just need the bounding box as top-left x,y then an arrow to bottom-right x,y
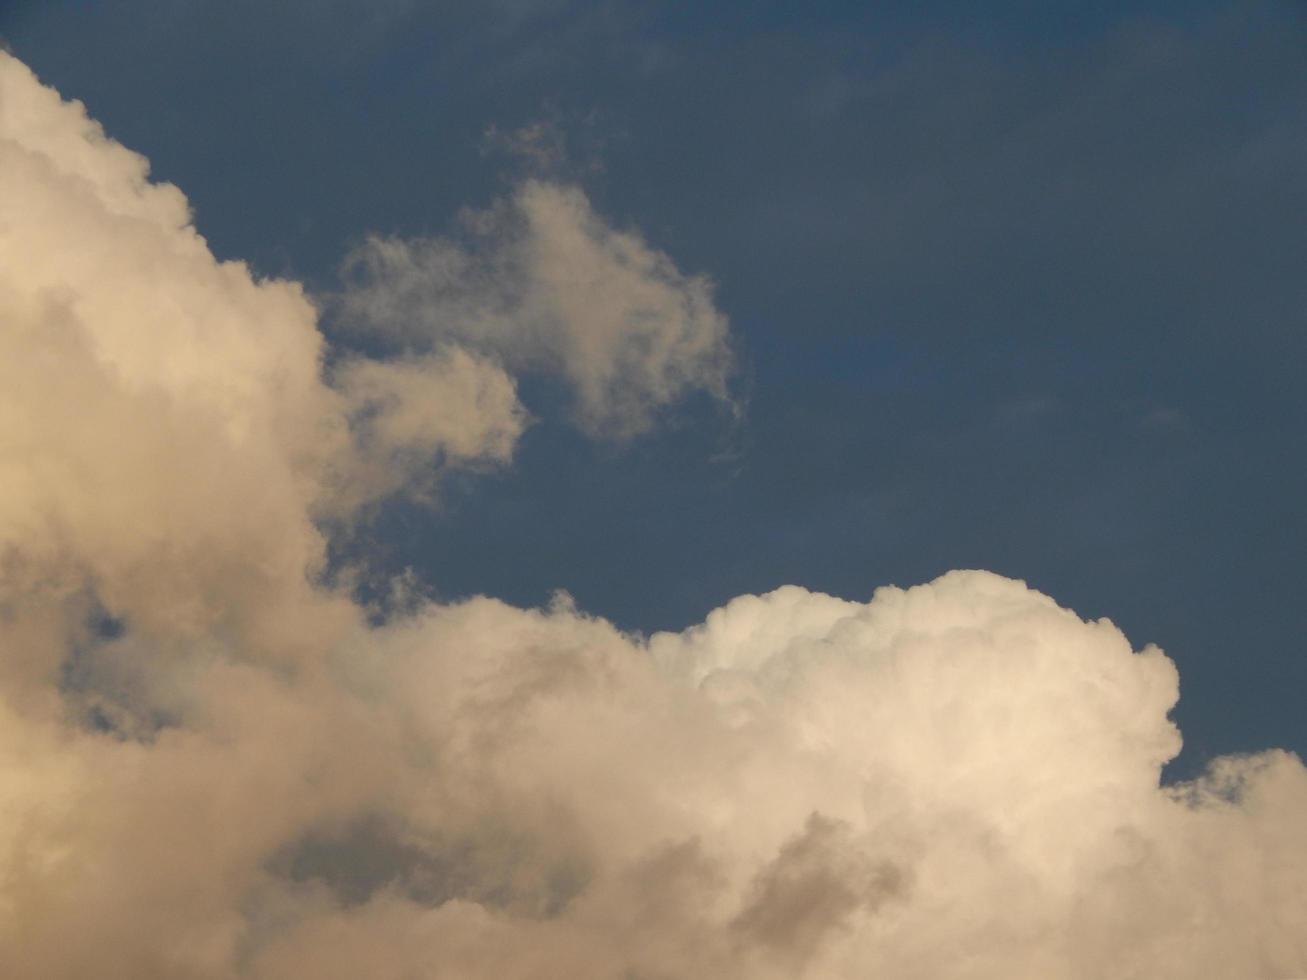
336,178 -> 737,441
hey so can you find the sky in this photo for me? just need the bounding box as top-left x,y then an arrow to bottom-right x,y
0,1 -> 1305,976
7,0 -> 1304,779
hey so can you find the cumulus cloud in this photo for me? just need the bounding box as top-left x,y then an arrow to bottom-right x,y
336,179 -> 737,440
0,50 -> 1304,980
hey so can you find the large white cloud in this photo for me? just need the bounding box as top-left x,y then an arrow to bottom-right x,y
0,51 -> 1304,980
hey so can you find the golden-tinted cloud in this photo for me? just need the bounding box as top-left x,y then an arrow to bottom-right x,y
0,51 -> 1303,980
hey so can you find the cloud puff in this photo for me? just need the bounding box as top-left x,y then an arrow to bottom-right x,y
330,349 -> 527,509
0,51 -> 1304,980
336,179 -> 737,440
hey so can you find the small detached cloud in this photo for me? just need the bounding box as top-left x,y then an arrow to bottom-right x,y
337,178 -> 737,441
331,348 -> 528,509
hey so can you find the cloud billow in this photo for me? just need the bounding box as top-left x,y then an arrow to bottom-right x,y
0,51 -> 1303,979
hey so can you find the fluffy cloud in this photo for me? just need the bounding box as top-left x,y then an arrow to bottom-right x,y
336,179 -> 736,440
330,349 -> 527,509
0,51 -> 1304,980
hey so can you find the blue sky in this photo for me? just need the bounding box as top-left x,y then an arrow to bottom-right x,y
5,0 -> 1305,781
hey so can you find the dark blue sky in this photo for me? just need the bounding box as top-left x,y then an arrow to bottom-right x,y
5,0 -> 1305,779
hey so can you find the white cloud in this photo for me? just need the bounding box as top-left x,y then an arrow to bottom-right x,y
0,50 -> 1304,980
0,49 -> 530,666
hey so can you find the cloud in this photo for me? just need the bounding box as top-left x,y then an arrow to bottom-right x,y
336,179 -> 737,441
482,120 -> 573,175
0,49 -> 1304,980
331,349 -> 527,509
731,814 -> 906,966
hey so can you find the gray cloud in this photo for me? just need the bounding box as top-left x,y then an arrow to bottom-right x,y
732,814 -> 906,965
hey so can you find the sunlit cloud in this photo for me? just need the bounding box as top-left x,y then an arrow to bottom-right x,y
0,51 -> 1303,980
